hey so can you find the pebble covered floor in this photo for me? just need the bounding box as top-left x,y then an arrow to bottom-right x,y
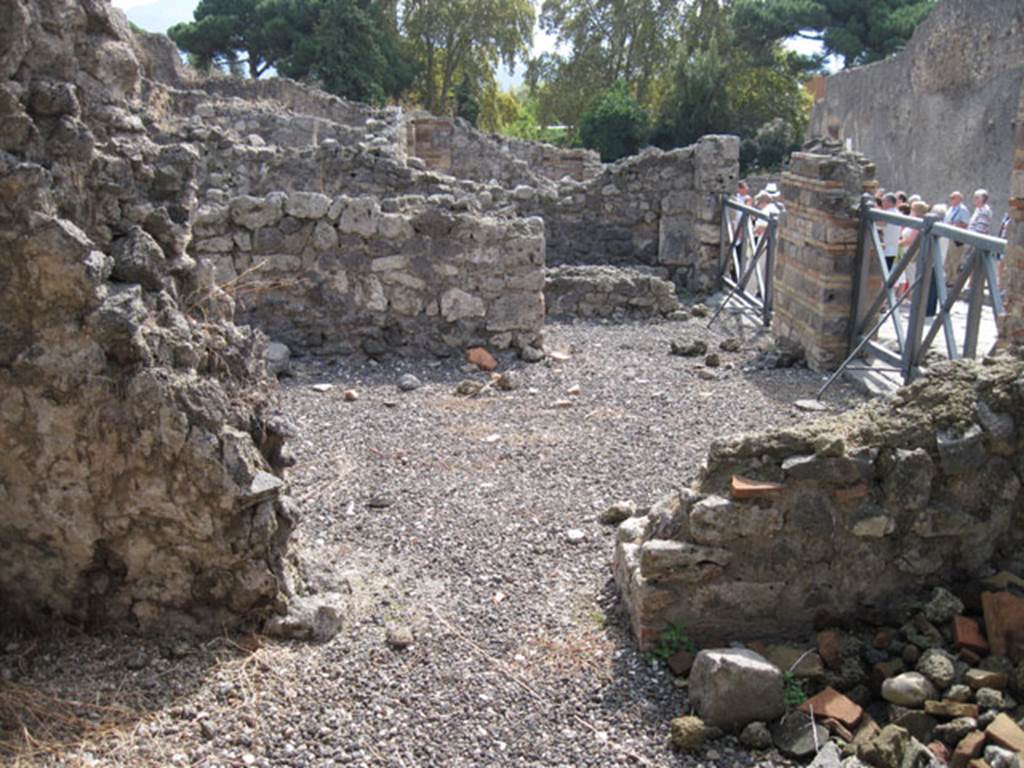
0,318 -> 865,767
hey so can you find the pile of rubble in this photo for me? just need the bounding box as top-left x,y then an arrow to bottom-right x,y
665,580 -> 1024,768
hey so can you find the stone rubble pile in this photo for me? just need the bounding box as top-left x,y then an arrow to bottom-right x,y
666,580 -> 1024,768
544,265 -> 681,319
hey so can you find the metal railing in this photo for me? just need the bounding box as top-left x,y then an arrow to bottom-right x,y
823,194 -> 1006,392
709,197 -> 779,327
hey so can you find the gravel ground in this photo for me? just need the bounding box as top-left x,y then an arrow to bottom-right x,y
1,315 -> 866,768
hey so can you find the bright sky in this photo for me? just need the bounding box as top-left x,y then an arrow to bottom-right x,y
112,0 -> 828,87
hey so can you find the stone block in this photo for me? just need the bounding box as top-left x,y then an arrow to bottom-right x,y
638,540 -> 732,582
688,649 -> 785,731
688,496 -> 784,545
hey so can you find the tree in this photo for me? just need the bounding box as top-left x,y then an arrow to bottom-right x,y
169,0 -> 415,104
578,81 -> 650,162
732,0 -> 936,67
530,0 -> 680,130
289,0 -> 417,105
168,0 -> 315,78
402,0 -> 534,115
653,0 -> 811,171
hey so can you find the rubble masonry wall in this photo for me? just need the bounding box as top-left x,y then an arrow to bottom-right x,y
520,136 -> 738,293
614,357 -> 1024,649
193,192 -> 546,356
1,0 -> 295,634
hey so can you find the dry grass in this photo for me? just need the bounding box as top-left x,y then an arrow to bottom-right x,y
0,680 -> 143,765
0,635 -> 296,767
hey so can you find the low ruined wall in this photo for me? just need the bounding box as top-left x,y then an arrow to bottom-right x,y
522,136 -> 738,293
614,357 -> 1024,649
544,265 -> 679,319
405,114 -> 601,186
192,192 -> 546,356
807,0 -> 1024,217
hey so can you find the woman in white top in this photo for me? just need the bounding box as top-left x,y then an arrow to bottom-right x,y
897,201 -> 930,297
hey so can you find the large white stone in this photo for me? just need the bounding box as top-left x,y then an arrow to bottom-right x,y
689,649 -> 785,732
881,672 -> 937,707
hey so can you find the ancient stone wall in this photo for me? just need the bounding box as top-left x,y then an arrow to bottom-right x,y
1,0 -> 295,633
807,0 -> 1024,217
193,191 -> 546,356
544,266 -> 679,319
614,357 -> 1024,650
772,147 -> 878,371
405,114 -> 601,186
521,136 -> 738,293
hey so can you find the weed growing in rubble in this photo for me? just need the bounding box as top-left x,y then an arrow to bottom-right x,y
783,672 -> 807,708
651,622 -> 697,661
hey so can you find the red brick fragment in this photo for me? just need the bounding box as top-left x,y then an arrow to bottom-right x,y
950,731 -> 986,768
981,591 -> 1024,660
730,475 -> 783,500
799,686 -> 863,729
953,615 -> 990,655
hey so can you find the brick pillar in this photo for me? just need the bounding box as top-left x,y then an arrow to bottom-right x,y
772,149 -> 877,371
998,84 -> 1024,346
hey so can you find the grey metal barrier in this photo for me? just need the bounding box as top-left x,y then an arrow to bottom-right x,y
709,197 -> 779,328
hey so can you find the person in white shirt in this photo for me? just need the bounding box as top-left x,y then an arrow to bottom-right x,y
751,190 -> 779,294
879,193 -> 901,273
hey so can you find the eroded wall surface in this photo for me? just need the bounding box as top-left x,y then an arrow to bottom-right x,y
1,0 -> 294,633
194,192 -> 545,356
614,357 -> 1024,649
406,114 -> 602,186
520,137 -> 738,293
808,0 -> 1024,217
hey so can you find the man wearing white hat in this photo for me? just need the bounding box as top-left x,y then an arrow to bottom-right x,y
764,182 -> 784,212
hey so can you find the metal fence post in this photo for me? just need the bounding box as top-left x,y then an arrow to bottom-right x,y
902,213 -> 938,382
849,194 -> 875,353
963,248 -> 986,358
718,195 -> 729,292
763,213 -> 778,326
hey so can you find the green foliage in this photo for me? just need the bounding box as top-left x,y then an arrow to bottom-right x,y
578,81 -> 650,162
168,0 -> 305,78
733,0 -> 936,67
454,76 -> 481,127
283,0 -> 416,105
783,672 -> 808,708
495,90 -> 568,144
531,0 -> 680,131
169,0 -> 415,104
650,622 -> 698,662
652,2 -> 810,171
402,0 -> 534,115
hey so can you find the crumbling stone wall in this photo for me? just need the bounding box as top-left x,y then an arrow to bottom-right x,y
772,146 -> 878,371
193,192 -> 546,356
520,136 -> 738,293
405,114 -> 601,185
807,0 -> 1024,217
545,266 -> 679,319
614,357 -> 1024,650
0,0 -> 294,634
